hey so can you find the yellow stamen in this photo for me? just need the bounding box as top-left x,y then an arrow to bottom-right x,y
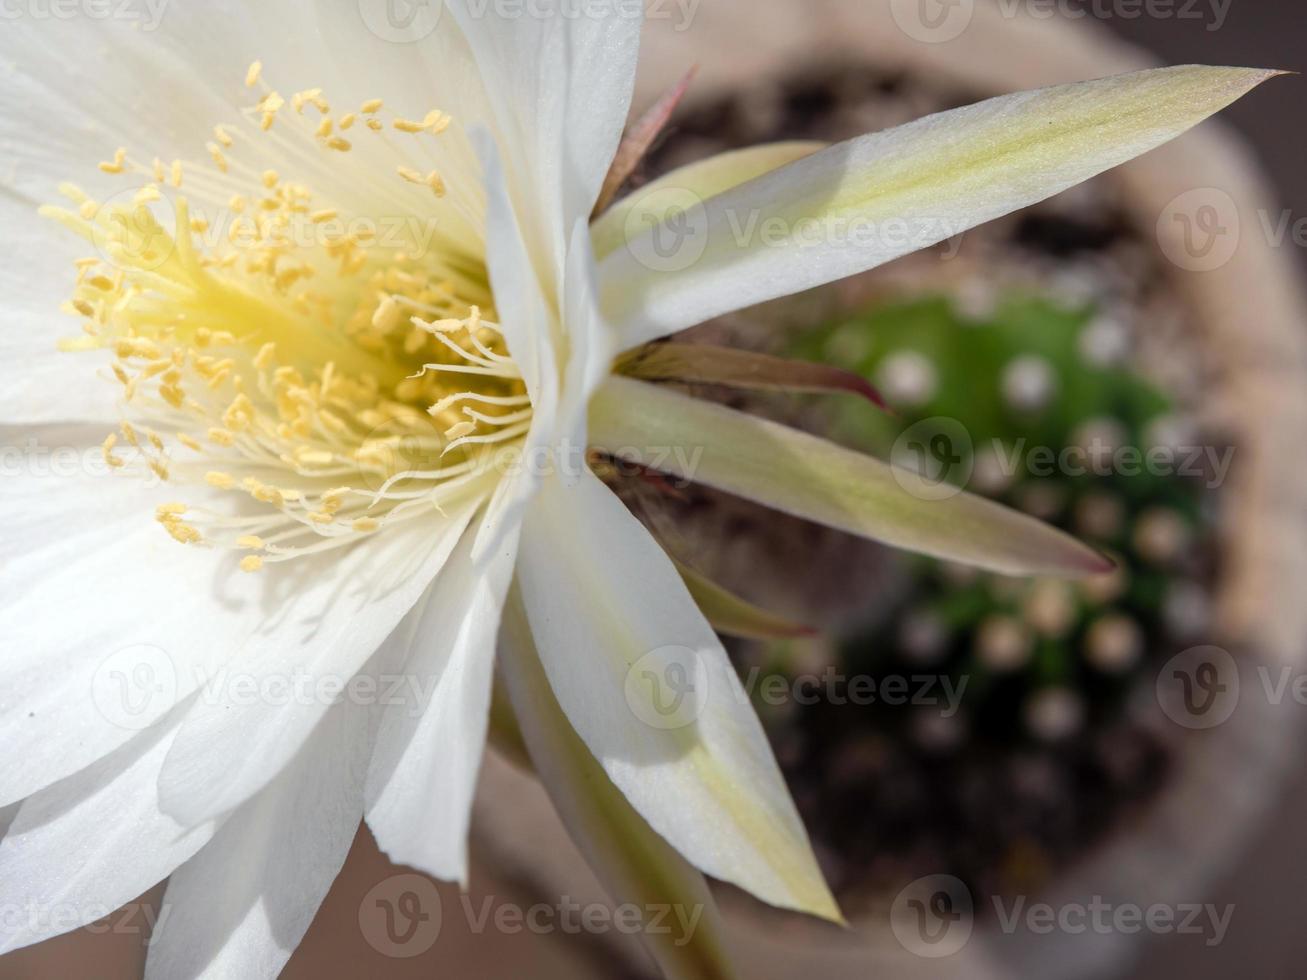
48,64 -> 529,566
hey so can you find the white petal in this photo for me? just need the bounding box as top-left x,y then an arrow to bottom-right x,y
145,698 -> 370,980
557,216 -> 617,464
499,590 -> 737,979
0,710 -> 212,954
364,516 -> 518,886
156,501 -> 482,828
0,201 -> 117,424
466,133 -> 567,558
0,430 -> 269,807
472,145 -> 613,534
598,66 -> 1280,347
472,129 -> 560,409
515,471 -> 839,920
446,0 -> 642,257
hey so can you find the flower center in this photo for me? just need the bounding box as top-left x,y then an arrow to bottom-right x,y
43,64 -> 528,571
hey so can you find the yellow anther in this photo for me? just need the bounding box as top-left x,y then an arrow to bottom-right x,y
325,137 -> 352,153
396,168 -> 447,197
160,384 -> 186,409
141,359 -> 171,379
214,125 -> 235,148
207,143 -> 229,174
240,555 -> 264,573
254,342 -> 277,370
310,209 -> 338,224
163,520 -> 202,545
223,393 -> 255,431
371,295 -> 401,331
245,60 -> 263,88
102,433 -> 124,468
296,449 -> 335,466
250,484 -> 286,507
205,471 -> 236,490
236,535 -> 265,550
259,92 -> 285,131
321,487 -> 351,513
262,170 -> 279,189
98,148 -> 127,175
361,99 -> 384,114
291,88 -> 322,113
352,517 -> 379,533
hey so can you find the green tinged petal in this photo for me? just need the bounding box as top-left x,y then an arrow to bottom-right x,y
598,66 -> 1282,348
591,141 -> 825,261
674,559 -> 815,641
590,376 -> 1111,578
499,589 -> 740,980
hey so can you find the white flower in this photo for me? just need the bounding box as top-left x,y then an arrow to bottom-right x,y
0,3 -> 1275,976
